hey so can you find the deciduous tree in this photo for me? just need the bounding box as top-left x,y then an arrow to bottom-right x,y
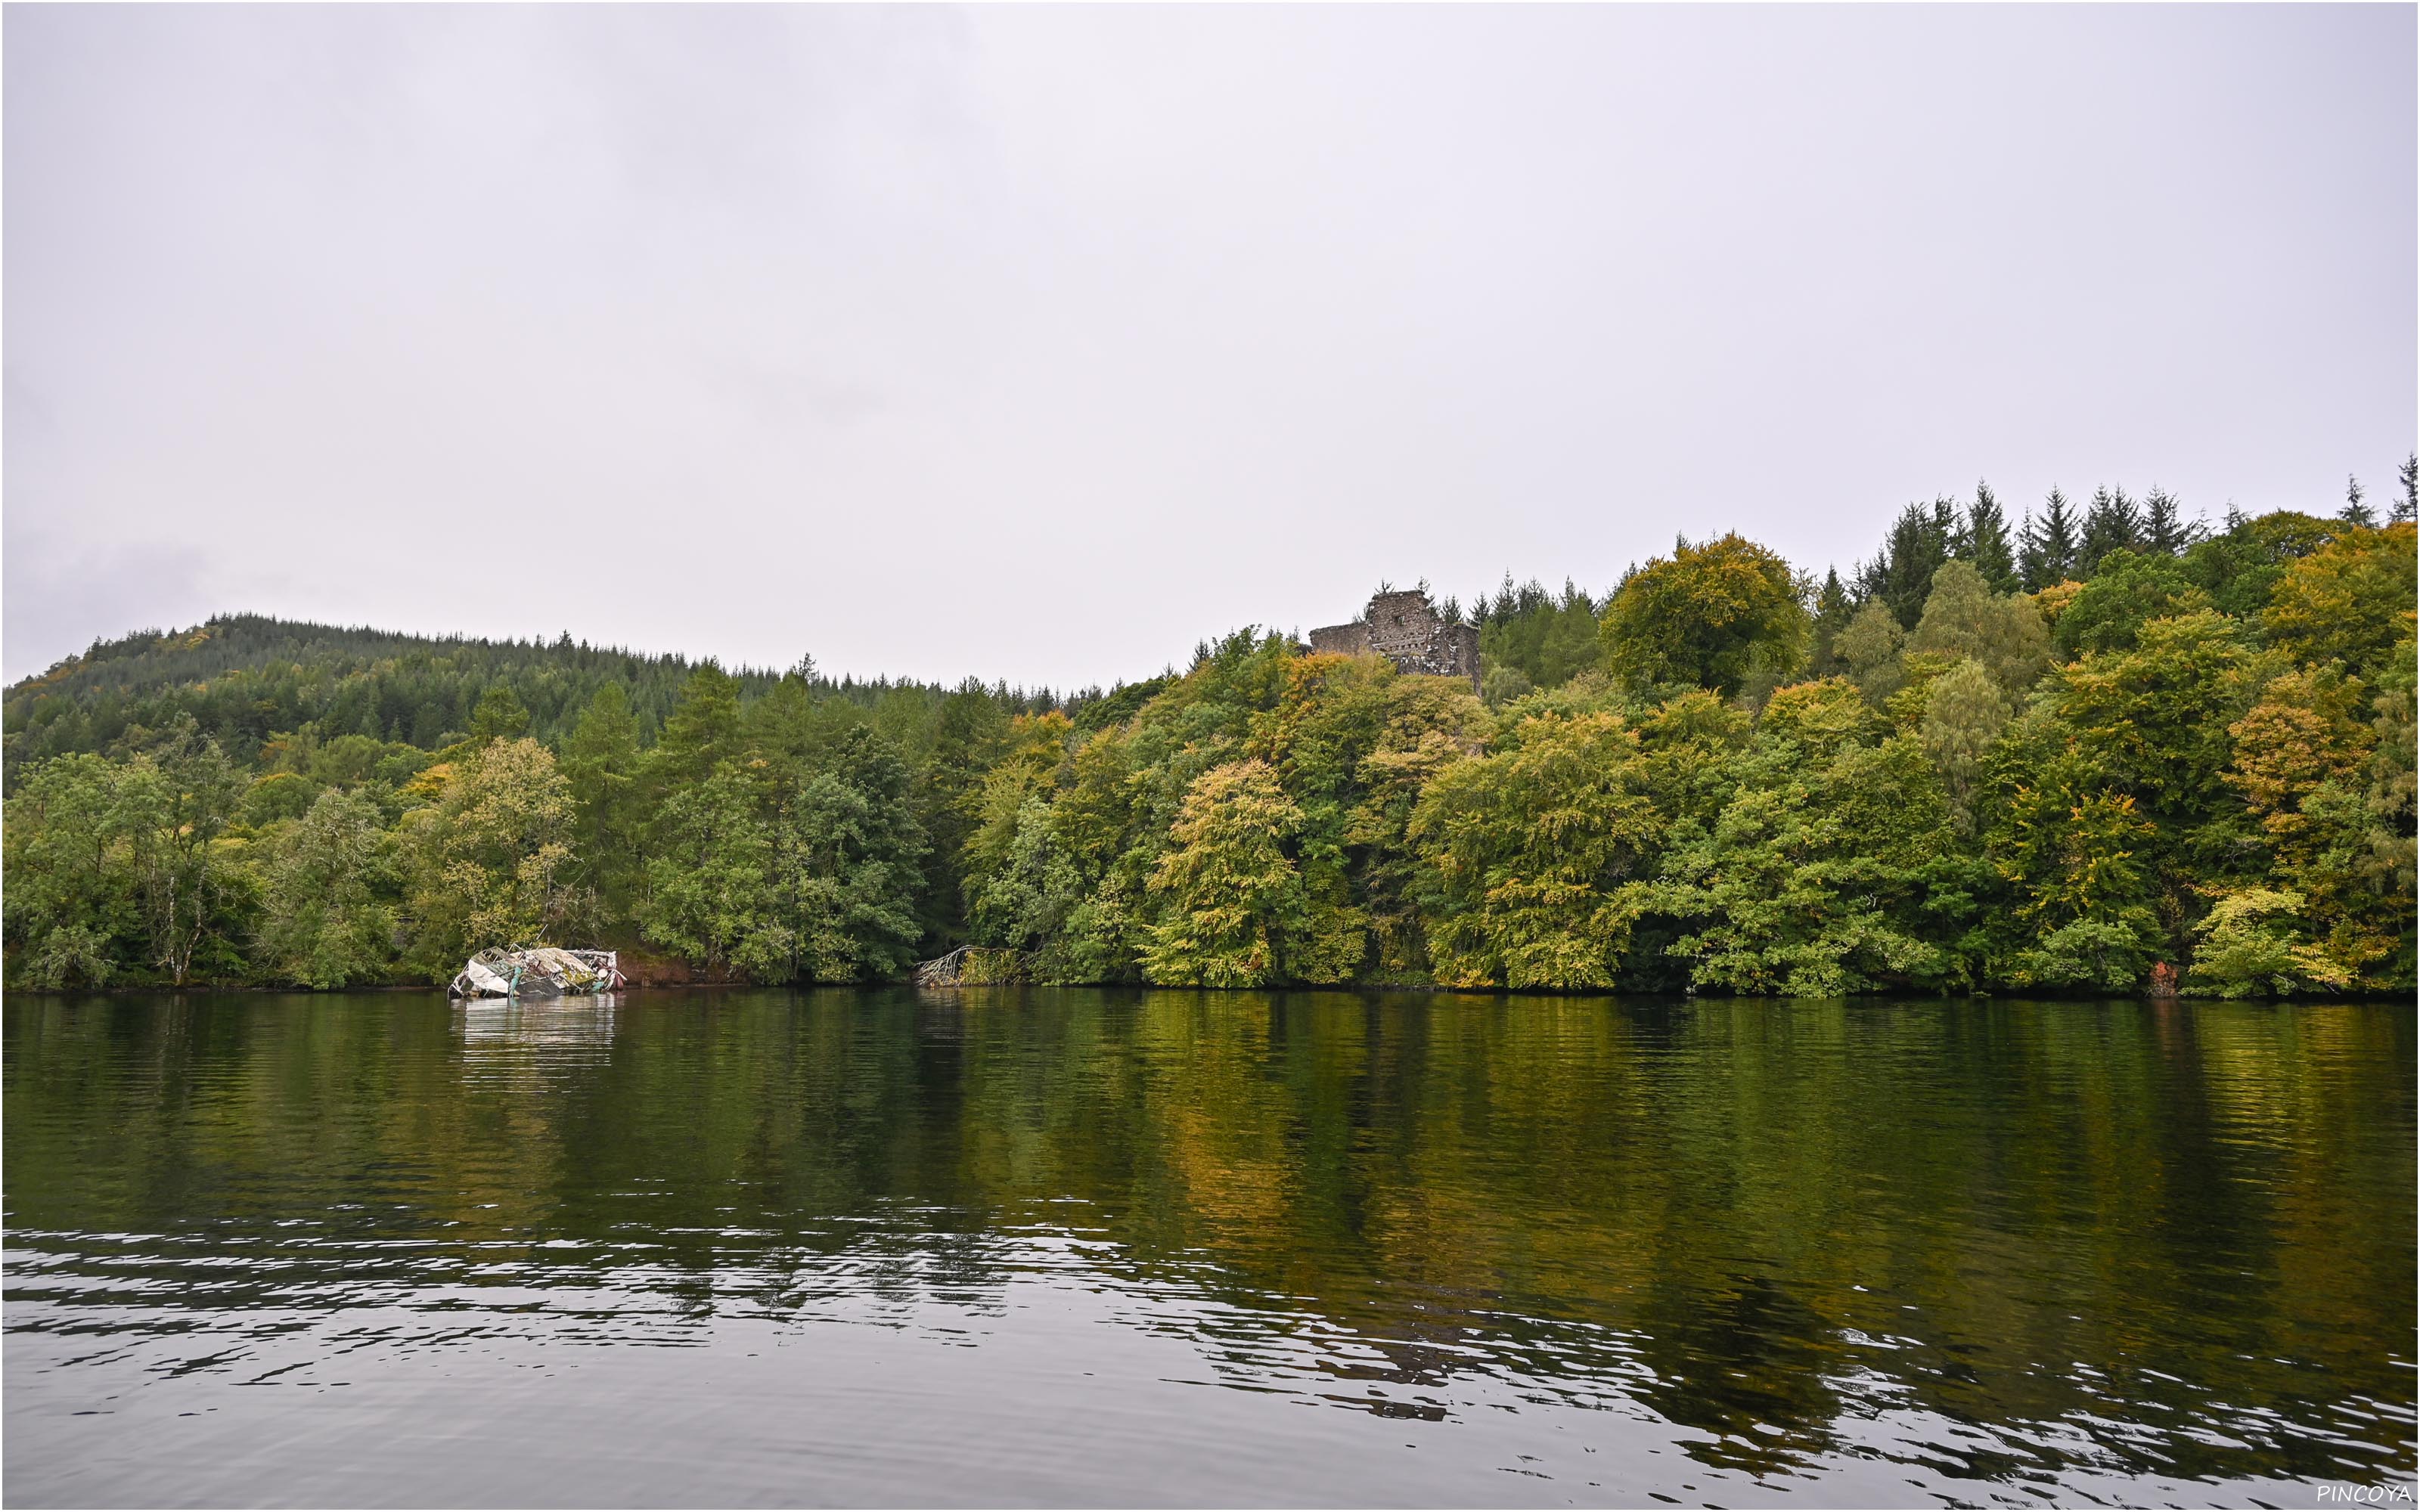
1601,533 -> 1807,697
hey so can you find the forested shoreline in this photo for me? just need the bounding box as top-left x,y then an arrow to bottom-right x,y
7,472 -> 2415,998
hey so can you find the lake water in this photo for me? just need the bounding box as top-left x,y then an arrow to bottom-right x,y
5,989 -> 2412,1507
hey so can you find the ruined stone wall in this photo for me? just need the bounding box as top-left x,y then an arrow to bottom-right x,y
1305,589 -> 1479,692
1305,621 -> 1372,657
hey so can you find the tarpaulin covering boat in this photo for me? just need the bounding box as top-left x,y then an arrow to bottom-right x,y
448,947 -> 625,999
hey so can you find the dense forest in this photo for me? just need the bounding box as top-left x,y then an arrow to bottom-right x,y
7,466 -> 2415,998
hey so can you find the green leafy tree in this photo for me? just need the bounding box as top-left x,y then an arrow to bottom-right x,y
644,764 -> 774,977
646,720 -> 930,982
1976,609 -> 2257,987
1833,601 -> 1907,703
1654,702 -> 1956,995
2183,509 -> 2335,620
1602,533 -> 1807,696
2366,638 -> 2417,881
970,796 -> 1087,963
404,737 -> 579,972
961,711 -> 1075,916
1908,560 -> 2052,696
2262,521 -> 2417,678
1756,676 -> 1888,756
2,754 -> 144,987
2226,664 -> 2408,987
2186,888 -> 2352,997
762,728 -> 929,981
1985,745 -> 2164,991
243,770 -> 318,829
1143,759 -> 1354,987
1252,652 -> 1482,981
256,788 -> 396,987
119,718 -> 250,985
1919,658 -> 2014,828
2048,611 -> 2253,947
1042,726 -> 1154,981
1408,707 -> 1660,989
2052,550 -> 2213,659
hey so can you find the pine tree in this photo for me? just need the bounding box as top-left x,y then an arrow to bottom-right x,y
2397,454 -> 2418,525
1965,481 -> 2020,591
563,683 -> 646,923
1811,567 -> 1857,668
2341,474 -> 2378,529
1858,502 -> 1956,629
2079,485 -> 2144,573
1485,574 -> 1519,627
468,684 -> 532,743
2140,485 -> 2198,556
1934,495 -> 1968,558
2018,487 -> 2081,590
651,663 -> 743,796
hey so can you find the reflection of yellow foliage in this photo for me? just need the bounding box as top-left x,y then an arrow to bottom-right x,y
1143,1000 -> 1297,1243
13,986 -> 2413,1480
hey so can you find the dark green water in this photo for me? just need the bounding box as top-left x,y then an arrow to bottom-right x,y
4,990 -> 2412,1507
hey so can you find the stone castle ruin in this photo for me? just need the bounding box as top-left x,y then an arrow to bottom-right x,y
1306,588 -> 1481,692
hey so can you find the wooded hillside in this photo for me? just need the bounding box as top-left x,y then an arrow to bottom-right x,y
8,476 -> 2413,997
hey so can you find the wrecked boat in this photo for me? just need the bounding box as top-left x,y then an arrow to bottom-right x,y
448,947 -> 625,1000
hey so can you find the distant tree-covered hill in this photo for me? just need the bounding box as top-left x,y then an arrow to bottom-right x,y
6,616 -> 745,768
2,615 -> 1066,781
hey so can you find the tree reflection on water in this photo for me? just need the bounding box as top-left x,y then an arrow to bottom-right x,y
5,987 -> 2412,1492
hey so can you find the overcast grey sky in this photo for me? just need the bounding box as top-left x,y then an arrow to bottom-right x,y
5,4 -> 2413,688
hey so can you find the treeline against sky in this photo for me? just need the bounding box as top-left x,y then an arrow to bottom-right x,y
4,612 -> 1084,767
5,466 -> 2414,996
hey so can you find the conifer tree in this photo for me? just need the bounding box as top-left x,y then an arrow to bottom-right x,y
2397,454 -> 2418,524
1811,567 -> 1857,668
2141,486 -> 2198,556
468,684 -> 532,744
647,664 -> 744,816
2080,485 -> 2144,572
1859,503 -> 1955,629
562,683 -> 645,923
1965,482 -> 2020,591
2018,487 -> 2081,591
1933,494 -> 1968,559
2340,474 -> 2378,529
